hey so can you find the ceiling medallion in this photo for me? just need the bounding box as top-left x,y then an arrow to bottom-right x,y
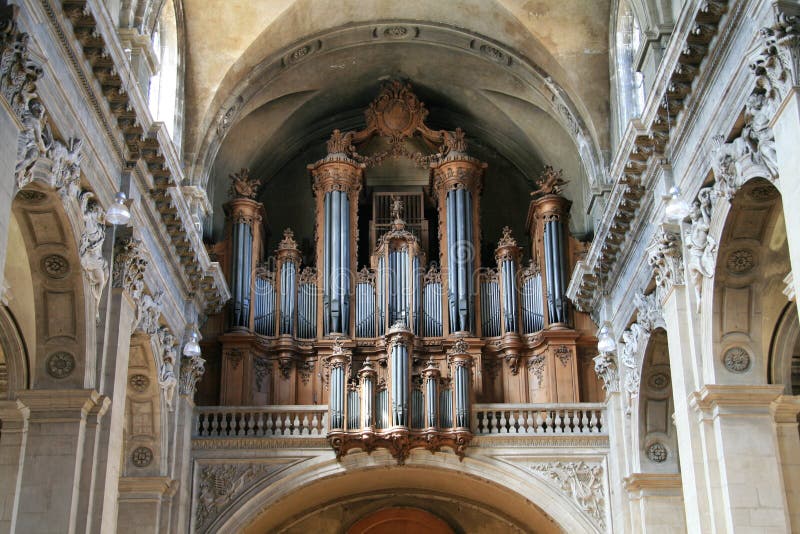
47,352 -> 76,379
723,347 -> 751,373
726,249 -> 755,274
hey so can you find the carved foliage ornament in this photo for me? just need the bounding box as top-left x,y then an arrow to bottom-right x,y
530,166 -> 568,198
530,461 -> 606,530
196,463 -> 280,531
593,353 -> 619,393
647,227 -> 684,296
112,237 -> 148,303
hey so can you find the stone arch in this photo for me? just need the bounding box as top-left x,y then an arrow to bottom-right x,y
769,301 -> 799,395
198,452 -> 607,534
10,184 -> 91,389
701,178 -> 789,384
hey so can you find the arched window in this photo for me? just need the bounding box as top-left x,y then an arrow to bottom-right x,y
148,0 -> 179,141
614,1 -> 645,142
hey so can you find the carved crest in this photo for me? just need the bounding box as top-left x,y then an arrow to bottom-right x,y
530,166 -> 569,197
228,168 -> 260,200
278,228 -> 298,250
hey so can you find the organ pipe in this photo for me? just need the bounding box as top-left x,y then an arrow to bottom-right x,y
310,155 -> 362,337
433,155 -> 485,335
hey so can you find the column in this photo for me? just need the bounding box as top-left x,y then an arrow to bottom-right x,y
309,144 -> 362,337
432,150 -> 485,335
14,390 -> 108,534
89,237 -> 147,534
0,400 -> 28,533
650,225 -> 792,533
655,245 -> 718,533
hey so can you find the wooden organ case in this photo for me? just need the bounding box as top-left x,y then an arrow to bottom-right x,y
209,81 -> 602,462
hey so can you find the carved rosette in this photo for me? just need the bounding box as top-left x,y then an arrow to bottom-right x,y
112,237 -> 149,303
646,227 -> 684,299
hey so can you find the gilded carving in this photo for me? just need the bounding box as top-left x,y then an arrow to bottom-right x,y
228,168 -> 260,200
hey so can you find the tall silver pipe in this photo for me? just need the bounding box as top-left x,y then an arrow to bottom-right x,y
446,192 -> 457,330
323,195 -> 331,335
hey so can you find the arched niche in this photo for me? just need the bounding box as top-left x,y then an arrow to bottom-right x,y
707,179 -> 790,384
346,505 -> 456,534
9,186 -> 89,389
636,328 -> 679,474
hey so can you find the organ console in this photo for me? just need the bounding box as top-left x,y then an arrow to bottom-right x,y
211,81 -> 600,461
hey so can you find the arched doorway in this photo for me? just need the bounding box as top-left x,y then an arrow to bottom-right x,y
347,507 -> 454,534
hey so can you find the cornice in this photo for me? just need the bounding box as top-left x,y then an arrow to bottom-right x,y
570,0 -> 731,312
40,0 -> 229,315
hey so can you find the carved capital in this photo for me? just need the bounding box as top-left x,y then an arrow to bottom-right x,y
179,353 -> 205,397
112,237 -> 148,303
593,353 -> 619,393
647,227 -> 684,297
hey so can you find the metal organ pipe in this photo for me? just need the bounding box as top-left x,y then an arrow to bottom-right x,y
446,191 -> 457,330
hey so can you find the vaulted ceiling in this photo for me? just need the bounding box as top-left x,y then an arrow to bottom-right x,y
178,0 -> 612,240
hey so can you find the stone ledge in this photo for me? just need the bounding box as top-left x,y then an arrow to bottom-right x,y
16,389 -> 110,423
624,473 -> 683,494
118,476 -> 174,496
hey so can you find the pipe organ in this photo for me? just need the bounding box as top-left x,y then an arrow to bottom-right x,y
213,81 -> 600,460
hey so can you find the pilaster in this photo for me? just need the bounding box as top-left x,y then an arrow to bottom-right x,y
0,400 -> 29,534
689,385 -> 789,533
14,389 -> 109,534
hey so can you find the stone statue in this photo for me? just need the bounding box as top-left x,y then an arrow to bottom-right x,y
79,191 -> 108,320
157,327 -> 178,411
15,97 -> 50,188
50,137 -> 83,198
684,188 -> 717,310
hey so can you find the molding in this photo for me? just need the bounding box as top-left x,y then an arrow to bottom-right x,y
689,384 -> 784,413
118,476 -> 173,495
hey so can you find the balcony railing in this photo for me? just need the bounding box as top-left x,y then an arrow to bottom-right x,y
194,406 -> 328,438
193,403 -> 607,439
472,403 -> 606,435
